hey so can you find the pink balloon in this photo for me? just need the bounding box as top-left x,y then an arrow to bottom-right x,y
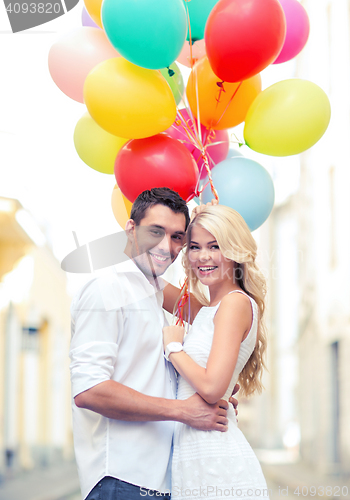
82,6 -> 101,29
273,0 -> 310,64
48,28 -> 119,103
166,109 -> 229,180
177,40 -> 206,68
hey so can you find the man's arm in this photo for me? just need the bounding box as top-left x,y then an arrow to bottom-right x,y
74,380 -> 229,431
71,278 -> 228,431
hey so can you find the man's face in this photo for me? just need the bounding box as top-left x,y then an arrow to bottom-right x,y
129,204 -> 187,278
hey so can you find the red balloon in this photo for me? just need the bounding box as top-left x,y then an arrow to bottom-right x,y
205,0 -> 286,82
115,134 -> 199,202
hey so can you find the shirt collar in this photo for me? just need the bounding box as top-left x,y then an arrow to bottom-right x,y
113,255 -> 166,291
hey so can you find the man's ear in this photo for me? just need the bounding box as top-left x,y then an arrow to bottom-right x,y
125,219 -> 136,241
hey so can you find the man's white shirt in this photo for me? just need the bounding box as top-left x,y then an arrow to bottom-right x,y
69,259 -> 177,499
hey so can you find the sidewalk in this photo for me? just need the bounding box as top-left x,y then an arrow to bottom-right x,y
0,460 -> 80,500
260,454 -> 350,500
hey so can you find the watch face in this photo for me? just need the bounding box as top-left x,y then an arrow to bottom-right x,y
166,342 -> 183,360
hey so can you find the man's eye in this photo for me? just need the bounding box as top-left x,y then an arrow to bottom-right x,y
150,230 -> 161,235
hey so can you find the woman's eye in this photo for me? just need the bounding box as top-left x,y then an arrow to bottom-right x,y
211,245 -> 220,250
189,245 -> 199,250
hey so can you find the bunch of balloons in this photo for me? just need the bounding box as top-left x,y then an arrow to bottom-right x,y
48,0 -> 331,232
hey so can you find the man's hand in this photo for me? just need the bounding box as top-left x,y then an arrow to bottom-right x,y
163,325 -> 185,350
229,383 -> 240,418
190,199 -> 218,221
180,393 -> 228,432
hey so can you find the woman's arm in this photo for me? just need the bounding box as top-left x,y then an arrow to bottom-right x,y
163,293 -> 252,404
162,281 -> 204,324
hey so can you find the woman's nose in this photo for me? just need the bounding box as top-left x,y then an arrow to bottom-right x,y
198,248 -> 211,261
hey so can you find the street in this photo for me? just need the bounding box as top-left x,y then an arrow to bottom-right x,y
1,457 -> 349,500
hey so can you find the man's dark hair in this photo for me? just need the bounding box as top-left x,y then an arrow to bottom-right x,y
130,187 -> 190,229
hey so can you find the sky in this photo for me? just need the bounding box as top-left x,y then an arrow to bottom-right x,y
0,1 -> 302,295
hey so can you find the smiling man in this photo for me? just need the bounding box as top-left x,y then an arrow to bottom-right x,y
69,188 -> 231,500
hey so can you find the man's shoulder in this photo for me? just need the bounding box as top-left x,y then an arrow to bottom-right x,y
71,269 -> 125,313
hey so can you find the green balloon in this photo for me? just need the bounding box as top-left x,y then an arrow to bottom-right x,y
160,63 -> 185,105
102,0 -> 187,70
183,0 -> 220,41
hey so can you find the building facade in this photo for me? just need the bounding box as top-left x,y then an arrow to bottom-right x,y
0,197 -> 73,480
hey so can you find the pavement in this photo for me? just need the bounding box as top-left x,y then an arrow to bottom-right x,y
0,453 -> 349,500
260,457 -> 350,500
0,460 -> 81,500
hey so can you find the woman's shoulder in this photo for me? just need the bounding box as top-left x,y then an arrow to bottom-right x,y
215,290 -> 254,326
220,289 -> 253,309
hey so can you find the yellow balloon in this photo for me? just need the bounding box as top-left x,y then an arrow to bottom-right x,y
244,79 -> 331,156
84,58 -> 177,139
84,0 -> 103,28
111,185 -> 133,228
74,113 -> 128,174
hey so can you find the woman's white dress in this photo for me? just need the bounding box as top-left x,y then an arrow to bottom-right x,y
172,290 -> 269,500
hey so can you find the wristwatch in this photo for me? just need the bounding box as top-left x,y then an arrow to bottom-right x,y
165,342 -> 183,361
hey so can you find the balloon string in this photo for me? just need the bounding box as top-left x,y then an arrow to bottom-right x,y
201,150 -> 219,201
193,147 -> 219,198
194,60 -> 202,144
179,2 -> 219,203
182,1 -> 202,147
175,277 -> 190,327
214,81 -> 243,128
177,110 -> 202,149
209,80 -> 226,128
184,1 -> 194,69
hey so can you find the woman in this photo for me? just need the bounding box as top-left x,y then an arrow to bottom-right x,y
162,204 -> 269,500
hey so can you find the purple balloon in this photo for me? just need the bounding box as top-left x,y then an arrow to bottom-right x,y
82,6 -> 101,29
273,0 -> 310,64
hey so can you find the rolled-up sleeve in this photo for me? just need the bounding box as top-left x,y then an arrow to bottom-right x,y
69,278 -> 123,398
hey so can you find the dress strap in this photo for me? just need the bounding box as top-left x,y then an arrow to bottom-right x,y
213,289 -> 256,317
227,290 -> 249,298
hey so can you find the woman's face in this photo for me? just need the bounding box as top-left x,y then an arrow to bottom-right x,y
188,225 -> 234,286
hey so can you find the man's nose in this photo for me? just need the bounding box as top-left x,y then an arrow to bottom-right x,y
154,234 -> 171,254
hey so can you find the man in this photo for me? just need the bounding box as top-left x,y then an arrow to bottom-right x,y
70,188 -> 235,500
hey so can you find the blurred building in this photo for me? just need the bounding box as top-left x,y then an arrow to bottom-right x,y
295,0 -> 350,475
0,197 -> 73,480
247,0 -> 350,477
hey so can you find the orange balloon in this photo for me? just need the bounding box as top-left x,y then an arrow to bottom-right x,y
84,0 -> 103,28
186,57 -> 262,130
111,185 -> 133,228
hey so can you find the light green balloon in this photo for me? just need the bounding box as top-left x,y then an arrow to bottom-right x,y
183,0 -> 220,41
160,63 -> 185,105
244,79 -> 331,157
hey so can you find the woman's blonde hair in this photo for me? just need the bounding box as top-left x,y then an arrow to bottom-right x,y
178,204 -> 267,397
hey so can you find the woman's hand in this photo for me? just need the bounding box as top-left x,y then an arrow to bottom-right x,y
163,325 -> 185,351
190,199 -> 218,221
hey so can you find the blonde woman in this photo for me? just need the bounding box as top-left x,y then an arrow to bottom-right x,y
162,203 -> 269,500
